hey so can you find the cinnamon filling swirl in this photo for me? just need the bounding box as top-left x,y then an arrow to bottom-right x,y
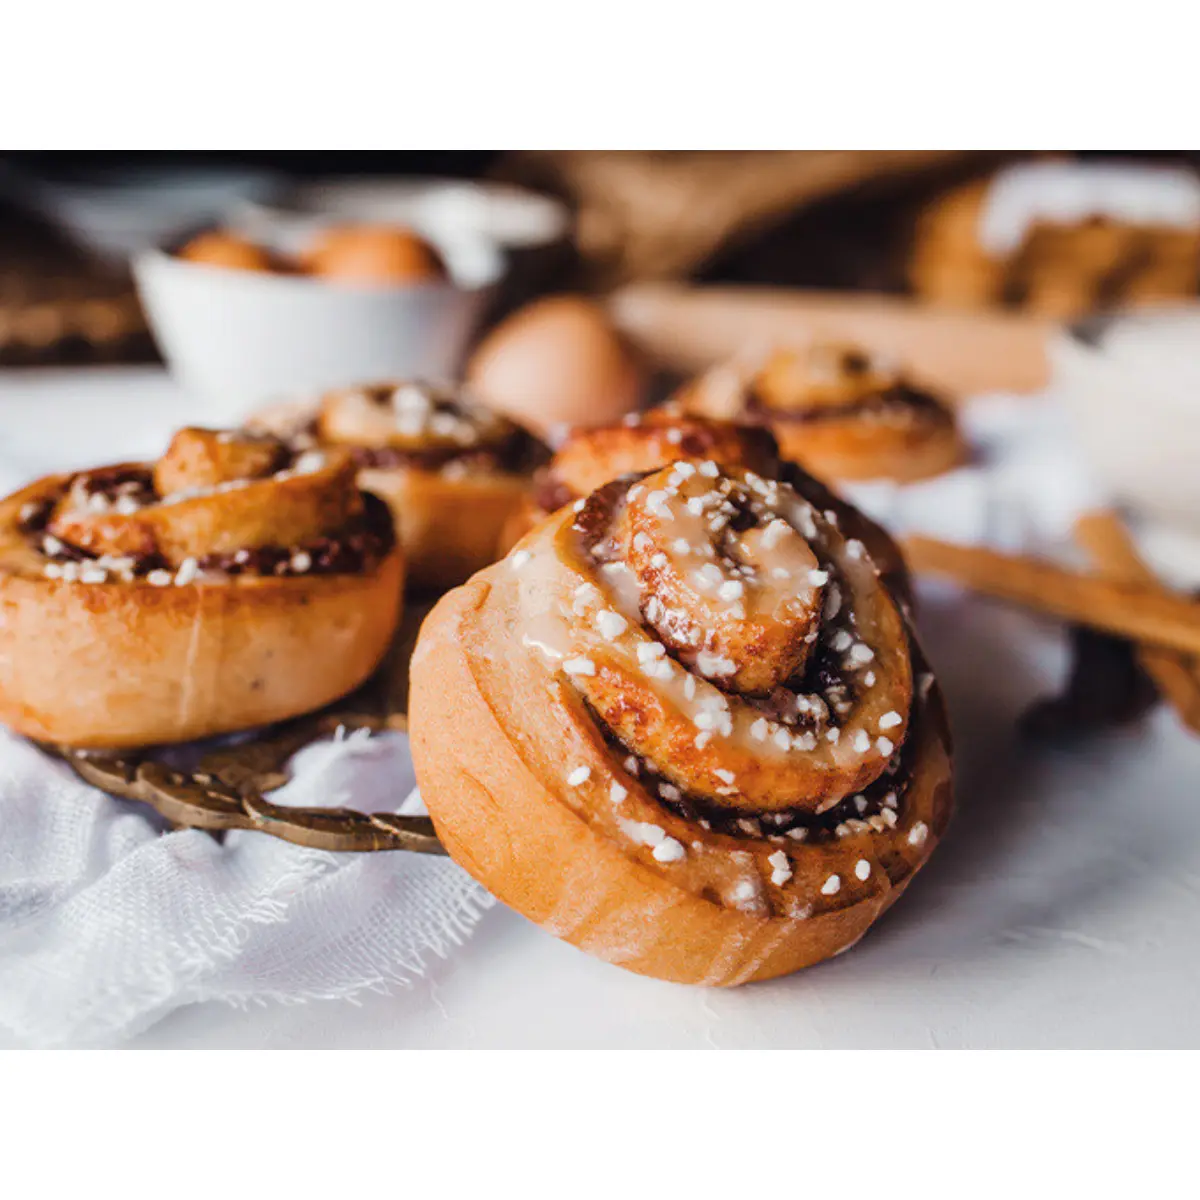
748,382 -> 951,428
687,343 -> 955,434
18,429 -> 394,585
524,462 -> 914,817
315,380 -> 547,476
603,712 -> 919,845
531,411 -> 779,521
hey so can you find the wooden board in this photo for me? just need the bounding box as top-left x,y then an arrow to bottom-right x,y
609,283 -> 1056,399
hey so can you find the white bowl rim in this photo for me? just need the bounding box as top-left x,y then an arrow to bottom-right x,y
240,175 -> 571,248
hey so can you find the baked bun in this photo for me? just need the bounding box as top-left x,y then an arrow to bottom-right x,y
252,381 -> 547,593
0,428 -> 403,748
910,161 -> 1200,319
676,343 -> 966,484
410,459 -> 952,985
510,408 -> 781,548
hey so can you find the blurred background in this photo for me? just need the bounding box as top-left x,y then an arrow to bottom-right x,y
4,149 -> 1199,375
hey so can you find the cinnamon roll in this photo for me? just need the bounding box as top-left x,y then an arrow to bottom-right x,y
910,162 -> 1200,319
410,459 -> 952,985
511,408 -> 780,541
253,380 -> 546,592
676,343 -> 966,484
0,427 -> 403,748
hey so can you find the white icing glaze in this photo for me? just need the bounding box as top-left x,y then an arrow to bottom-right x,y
978,161 -> 1200,256
514,473 -> 909,798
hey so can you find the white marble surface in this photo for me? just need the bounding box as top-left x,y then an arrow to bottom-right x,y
2,368 -> 1198,1049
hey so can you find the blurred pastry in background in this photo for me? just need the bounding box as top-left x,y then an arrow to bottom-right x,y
252,380 -> 546,593
675,343 -> 966,484
911,160 -> 1200,319
177,230 -> 279,273
510,408 -> 781,543
299,224 -> 446,285
465,294 -> 645,440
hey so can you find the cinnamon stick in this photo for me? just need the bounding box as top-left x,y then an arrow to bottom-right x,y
1073,512 -> 1200,734
902,535 -> 1200,658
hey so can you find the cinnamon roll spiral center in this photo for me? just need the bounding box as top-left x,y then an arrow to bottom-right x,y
550,462 -> 913,815
44,428 -> 362,568
618,466 -> 823,695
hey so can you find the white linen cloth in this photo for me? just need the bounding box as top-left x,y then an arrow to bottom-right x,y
0,728 -> 493,1047
0,368 -> 1192,1048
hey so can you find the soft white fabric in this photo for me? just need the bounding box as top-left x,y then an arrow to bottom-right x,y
844,391 -> 1200,589
0,728 -> 492,1047
842,391 -> 1105,560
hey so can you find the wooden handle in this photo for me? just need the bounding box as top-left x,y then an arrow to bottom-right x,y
608,283 -> 1055,398
1074,512 -> 1200,734
903,535 -> 1200,658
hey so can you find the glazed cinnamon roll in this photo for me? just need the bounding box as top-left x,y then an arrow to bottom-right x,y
410,459 -> 952,986
0,427 -> 403,748
910,163 -> 1200,319
253,380 -> 546,593
676,343 -> 966,484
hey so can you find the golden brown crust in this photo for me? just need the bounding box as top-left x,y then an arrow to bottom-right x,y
549,410 -> 780,501
497,492 -> 544,560
153,427 -> 287,496
517,411 -> 784,550
409,463 -> 952,986
358,464 -> 529,593
676,345 -> 966,485
0,440 -> 404,748
0,545 -> 402,748
770,411 -> 965,484
254,381 -> 544,593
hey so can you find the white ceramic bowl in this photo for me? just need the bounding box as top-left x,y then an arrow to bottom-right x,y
134,227 -> 503,427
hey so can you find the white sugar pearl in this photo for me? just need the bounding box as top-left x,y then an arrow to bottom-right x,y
596,610 -> 627,640
652,837 -> 686,863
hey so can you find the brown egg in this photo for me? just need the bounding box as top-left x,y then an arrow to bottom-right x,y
466,295 -> 644,438
178,231 -> 275,272
301,225 -> 446,285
